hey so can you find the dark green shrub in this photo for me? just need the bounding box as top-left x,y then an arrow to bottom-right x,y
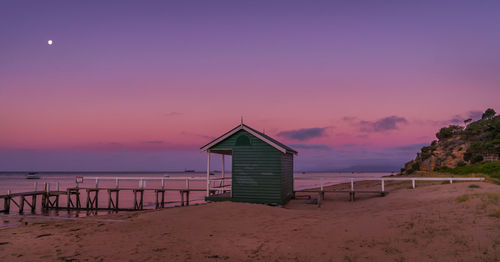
471,155 -> 484,164
481,108 -> 496,120
457,161 -> 466,167
464,152 -> 472,162
436,125 -> 463,140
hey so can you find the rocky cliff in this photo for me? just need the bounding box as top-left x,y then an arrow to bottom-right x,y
401,109 -> 500,174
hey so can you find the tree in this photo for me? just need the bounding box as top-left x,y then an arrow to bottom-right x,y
464,118 -> 472,125
436,125 -> 463,140
481,108 -> 496,120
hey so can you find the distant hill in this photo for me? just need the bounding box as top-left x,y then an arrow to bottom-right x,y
401,108 -> 500,179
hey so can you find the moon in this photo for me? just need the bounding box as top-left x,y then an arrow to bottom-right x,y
48,40 -> 53,45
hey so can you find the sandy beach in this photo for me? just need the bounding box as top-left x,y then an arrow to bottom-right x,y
1,181 -> 499,261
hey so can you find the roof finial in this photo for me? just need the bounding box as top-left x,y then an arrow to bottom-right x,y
240,116 -> 243,126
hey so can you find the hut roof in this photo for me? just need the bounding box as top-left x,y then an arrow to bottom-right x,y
200,124 -> 298,155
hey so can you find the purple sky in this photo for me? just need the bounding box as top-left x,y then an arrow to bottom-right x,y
1,1 -> 500,171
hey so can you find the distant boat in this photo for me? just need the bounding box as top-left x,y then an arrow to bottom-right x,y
184,169 -> 195,173
26,172 -> 40,179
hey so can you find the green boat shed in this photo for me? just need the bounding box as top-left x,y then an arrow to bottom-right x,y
201,123 -> 298,205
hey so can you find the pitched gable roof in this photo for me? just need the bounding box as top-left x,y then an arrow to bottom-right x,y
200,124 -> 298,155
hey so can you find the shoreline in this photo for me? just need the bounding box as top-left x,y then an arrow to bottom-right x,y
1,181 -> 498,261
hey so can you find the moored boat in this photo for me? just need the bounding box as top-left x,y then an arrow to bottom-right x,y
26,172 -> 40,179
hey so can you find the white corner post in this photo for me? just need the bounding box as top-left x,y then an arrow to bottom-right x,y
206,151 -> 211,197
222,154 -> 225,187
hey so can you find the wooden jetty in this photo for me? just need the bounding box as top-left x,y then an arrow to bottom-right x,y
0,177 -> 208,214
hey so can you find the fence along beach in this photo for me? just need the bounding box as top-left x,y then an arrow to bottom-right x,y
0,172 -> 485,215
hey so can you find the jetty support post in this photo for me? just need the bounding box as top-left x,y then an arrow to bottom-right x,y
319,179 -> 325,201
19,195 -> 25,214
350,178 -> 355,201
107,189 -> 119,212
3,190 -> 11,213
31,194 -> 37,213
206,151 -> 211,197
381,179 -> 385,193
412,179 -> 416,189
133,189 -> 144,210
155,189 -> 165,209
86,189 -> 99,213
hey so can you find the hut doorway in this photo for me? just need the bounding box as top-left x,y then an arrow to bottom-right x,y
206,150 -> 233,201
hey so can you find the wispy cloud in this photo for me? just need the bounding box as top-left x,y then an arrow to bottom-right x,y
359,116 -> 408,132
277,127 -> 328,141
181,131 -> 214,140
164,112 -> 182,117
290,144 -> 332,150
141,140 -> 164,144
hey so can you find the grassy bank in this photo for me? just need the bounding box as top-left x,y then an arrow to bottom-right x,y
436,162 -> 500,184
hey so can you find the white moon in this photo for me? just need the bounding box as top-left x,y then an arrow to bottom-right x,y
48,40 -> 53,45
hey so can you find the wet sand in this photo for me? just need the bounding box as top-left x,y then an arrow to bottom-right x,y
1,181 -> 499,261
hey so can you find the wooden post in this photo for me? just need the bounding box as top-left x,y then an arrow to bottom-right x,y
161,178 -> 165,189
180,190 -> 185,206
67,189 -> 72,209
19,195 -> 25,213
206,151 -> 211,197
31,194 -> 36,212
222,154 -> 225,189
115,190 -> 119,211
116,178 -> 119,189
412,179 -> 415,189
108,190 -> 112,209
350,178 -> 354,191
3,195 -> 10,214
381,179 -> 385,192
57,182 -> 60,191
34,182 -> 38,191
449,179 -> 453,184
133,190 -> 137,209
96,178 -> 99,188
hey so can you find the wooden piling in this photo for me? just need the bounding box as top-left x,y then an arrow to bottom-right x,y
154,189 -> 165,209
31,194 -> 37,212
107,189 -> 119,211
86,189 -> 99,212
67,188 -> 81,209
3,196 -> 10,213
133,189 -> 144,210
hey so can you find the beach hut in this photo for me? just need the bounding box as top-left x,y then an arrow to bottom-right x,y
201,123 -> 298,205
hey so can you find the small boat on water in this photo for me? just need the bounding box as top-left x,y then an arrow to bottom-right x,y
184,169 -> 195,173
26,172 -> 40,179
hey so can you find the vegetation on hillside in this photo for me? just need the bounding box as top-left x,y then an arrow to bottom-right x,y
402,108 -> 500,176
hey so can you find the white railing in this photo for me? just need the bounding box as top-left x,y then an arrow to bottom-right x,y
80,176 -> 207,190
294,177 -> 485,192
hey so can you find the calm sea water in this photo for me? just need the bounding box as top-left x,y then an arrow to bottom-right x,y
0,172 -> 388,227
